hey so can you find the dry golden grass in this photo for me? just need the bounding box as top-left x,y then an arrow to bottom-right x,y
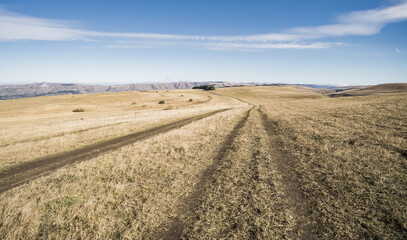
214,86 -> 325,105
262,93 -> 407,239
0,108 -> 213,171
0,90 -> 244,171
180,107 -> 295,239
0,86 -> 406,239
0,89 -> 207,117
0,107 -> 248,239
331,83 -> 407,97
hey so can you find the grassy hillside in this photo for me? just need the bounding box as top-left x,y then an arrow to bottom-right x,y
214,86 -> 325,105
262,93 -> 407,239
330,83 -> 407,97
0,90 -> 242,171
0,85 -> 406,239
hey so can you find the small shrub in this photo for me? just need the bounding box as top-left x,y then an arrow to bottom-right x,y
188,99 -> 193,102
192,85 -> 215,90
158,100 -> 165,104
72,108 -> 85,112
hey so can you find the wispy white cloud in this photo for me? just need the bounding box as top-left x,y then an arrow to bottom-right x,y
339,1 -> 407,24
0,8 -> 86,41
396,48 -> 400,53
287,1 -> 407,39
106,41 -> 344,51
105,40 -> 192,49
1,1 -> 407,50
203,42 -> 344,51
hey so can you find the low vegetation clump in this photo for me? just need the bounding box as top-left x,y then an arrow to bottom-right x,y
193,85 -> 215,90
188,99 -> 193,102
72,108 -> 85,112
158,100 -> 165,104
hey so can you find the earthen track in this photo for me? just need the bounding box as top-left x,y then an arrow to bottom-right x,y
155,106 -> 255,239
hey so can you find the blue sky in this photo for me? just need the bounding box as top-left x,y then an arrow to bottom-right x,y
0,0 -> 406,85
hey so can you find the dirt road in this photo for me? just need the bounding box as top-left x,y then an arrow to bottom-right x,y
155,106 -> 254,239
259,106 -> 316,239
152,100 -> 315,239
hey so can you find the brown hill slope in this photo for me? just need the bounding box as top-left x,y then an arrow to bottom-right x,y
330,83 -> 407,97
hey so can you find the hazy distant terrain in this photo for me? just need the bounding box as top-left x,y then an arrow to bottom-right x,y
0,82 -> 252,100
0,81 -> 363,100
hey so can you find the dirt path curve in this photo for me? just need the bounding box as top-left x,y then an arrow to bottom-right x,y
208,91 -> 251,106
259,106 -> 316,239
155,106 -> 255,240
0,108 -> 230,194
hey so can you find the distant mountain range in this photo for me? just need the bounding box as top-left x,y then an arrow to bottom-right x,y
0,82 -> 254,100
0,81 -> 355,100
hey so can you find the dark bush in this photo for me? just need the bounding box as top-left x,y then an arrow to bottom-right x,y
158,100 -> 165,104
192,85 -> 215,90
188,99 -> 193,102
72,108 -> 85,112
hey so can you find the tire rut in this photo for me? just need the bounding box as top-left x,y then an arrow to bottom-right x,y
243,135 -> 262,239
0,108 -> 230,194
155,106 -> 254,240
259,106 -> 316,239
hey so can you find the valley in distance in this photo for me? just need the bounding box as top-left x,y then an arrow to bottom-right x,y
0,82 -> 406,239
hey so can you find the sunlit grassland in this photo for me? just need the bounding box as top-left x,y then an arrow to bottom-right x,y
262,93 -> 407,239
0,90 -> 244,171
0,86 -> 406,239
214,86 -> 325,105
0,107 -> 248,239
181,107 -> 294,239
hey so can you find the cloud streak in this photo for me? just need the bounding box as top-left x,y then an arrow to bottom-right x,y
0,8 -> 86,41
1,1 -> 407,50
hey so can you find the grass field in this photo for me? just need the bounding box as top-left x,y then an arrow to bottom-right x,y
0,85 -> 406,239
0,90 -> 242,171
261,93 -> 407,239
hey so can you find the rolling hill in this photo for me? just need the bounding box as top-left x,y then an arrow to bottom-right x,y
329,83 -> 407,97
